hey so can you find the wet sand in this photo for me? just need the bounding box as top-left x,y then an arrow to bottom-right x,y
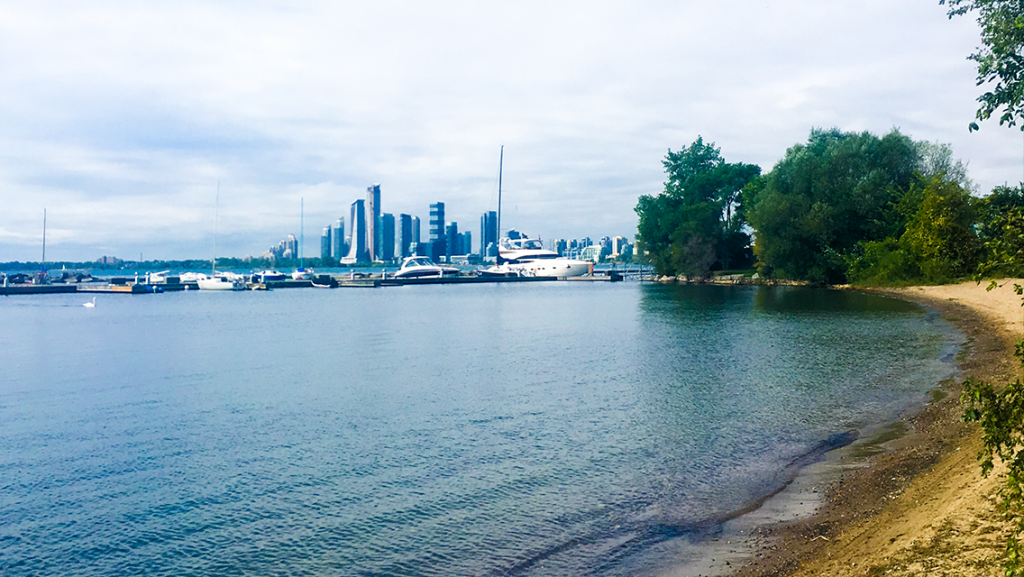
714,280 -> 1024,577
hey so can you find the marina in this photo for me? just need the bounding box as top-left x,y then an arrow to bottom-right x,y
0,268 -> 627,296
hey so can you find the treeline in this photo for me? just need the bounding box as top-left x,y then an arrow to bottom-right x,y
636,128 -> 1024,285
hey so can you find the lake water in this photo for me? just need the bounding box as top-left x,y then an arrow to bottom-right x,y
0,282 -> 960,576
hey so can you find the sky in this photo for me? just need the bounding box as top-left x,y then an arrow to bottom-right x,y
2,1 -> 1023,263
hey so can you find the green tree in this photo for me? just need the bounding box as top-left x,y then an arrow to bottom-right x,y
942,0 -> 1024,130
745,128 -> 919,284
977,185 -> 1024,277
636,138 -> 760,277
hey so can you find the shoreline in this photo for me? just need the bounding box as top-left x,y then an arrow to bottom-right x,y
719,281 -> 1022,576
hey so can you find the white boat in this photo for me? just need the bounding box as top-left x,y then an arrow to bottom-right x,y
253,270 -> 287,282
197,184 -> 244,291
291,267 -> 313,281
486,236 -> 592,278
198,272 -> 246,291
394,256 -> 461,278
480,147 -> 591,279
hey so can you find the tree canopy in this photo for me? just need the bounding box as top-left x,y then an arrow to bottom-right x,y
942,0 -> 1024,130
744,129 -> 919,284
635,138 -> 760,278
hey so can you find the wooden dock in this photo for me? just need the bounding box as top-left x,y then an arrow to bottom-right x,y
0,284 -> 78,295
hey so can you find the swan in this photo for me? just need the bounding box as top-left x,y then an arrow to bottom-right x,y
83,296 -> 96,308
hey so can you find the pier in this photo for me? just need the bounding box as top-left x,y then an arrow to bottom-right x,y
0,269 -> 626,296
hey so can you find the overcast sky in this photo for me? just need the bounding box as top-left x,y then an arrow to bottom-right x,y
1,1 -> 1022,262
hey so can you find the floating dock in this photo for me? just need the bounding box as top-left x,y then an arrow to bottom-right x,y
0,284 -> 78,295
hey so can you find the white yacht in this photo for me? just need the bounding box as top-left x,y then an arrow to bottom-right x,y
291,268 -> 313,281
252,270 -> 287,282
488,236 -> 592,278
198,272 -> 246,291
394,256 -> 461,279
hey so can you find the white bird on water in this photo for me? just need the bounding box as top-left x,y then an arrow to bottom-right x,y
83,296 -> 95,308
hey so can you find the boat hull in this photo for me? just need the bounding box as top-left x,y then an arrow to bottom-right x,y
197,278 -> 246,291
491,259 -> 592,278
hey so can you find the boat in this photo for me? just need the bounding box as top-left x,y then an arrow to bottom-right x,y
477,147 -> 591,278
394,256 -> 461,279
291,268 -> 313,281
490,236 -> 593,278
198,272 -> 246,291
198,183 -> 246,291
252,270 -> 287,282
291,198 -> 314,280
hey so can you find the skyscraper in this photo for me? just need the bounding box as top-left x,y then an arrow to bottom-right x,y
366,184 -> 381,261
342,199 -> 368,263
445,222 -> 458,262
480,211 -> 497,256
398,214 -> 412,258
411,216 -> 421,246
332,217 -> 345,260
380,213 -> 395,262
321,227 -> 332,263
429,202 -> 446,263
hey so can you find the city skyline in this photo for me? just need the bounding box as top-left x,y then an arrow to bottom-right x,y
2,2 -> 1023,262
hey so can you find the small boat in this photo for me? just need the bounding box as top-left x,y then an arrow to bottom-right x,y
197,184 -> 244,291
252,270 -> 287,282
291,267 -> 314,281
198,273 -> 246,291
394,256 -> 460,279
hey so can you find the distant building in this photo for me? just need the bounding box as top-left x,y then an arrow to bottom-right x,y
397,214 -> 413,258
366,184 -> 381,261
321,227 -> 332,263
332,218 -> 345,260
581,245 -> 603,263
430,202 -> 446,262
445,222 -> 459,262
611,236 -> 628,258
411,216 -> 421,248
342,199 -> 369,263
479,211 -> 497,256
380,213 -> 395,262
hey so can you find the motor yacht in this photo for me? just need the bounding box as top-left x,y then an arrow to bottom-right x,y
394,256 -> 461,279
487,236 -> 592,278
252,270 -> 287,282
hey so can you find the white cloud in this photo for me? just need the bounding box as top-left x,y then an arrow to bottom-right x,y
0,0 -> 1020,261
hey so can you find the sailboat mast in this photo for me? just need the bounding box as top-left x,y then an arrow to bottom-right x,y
41,208 -> 46,267
213,182 -> 219,275
300,197 -> 304,269
497,146 -> 503,241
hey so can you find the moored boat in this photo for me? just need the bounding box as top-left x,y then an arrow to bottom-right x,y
394,256 -> 461,279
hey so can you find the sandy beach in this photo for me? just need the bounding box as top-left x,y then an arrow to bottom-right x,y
725,280 -> 1024,576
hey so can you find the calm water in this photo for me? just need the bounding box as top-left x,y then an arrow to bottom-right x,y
0,282 -> 960,576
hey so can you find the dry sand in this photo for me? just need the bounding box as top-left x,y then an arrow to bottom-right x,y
728,280 -> 1024,577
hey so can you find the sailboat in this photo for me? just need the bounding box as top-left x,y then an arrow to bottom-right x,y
198,183 -> 245,291
291,197 -> 314,280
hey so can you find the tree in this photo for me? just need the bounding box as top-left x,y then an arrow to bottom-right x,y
635,138 -> 760,277
977,185 -> 1024,277
745,128 -> 919,284
942,0 -> 1024,130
